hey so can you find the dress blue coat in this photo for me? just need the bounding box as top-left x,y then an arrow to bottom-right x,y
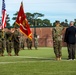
64,26 -> 76,44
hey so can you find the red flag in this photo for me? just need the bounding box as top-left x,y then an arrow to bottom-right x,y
15,2 -> 32,40
2,0 -> 7,29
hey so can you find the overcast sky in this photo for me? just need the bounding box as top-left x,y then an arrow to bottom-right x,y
0,0 -> 76,25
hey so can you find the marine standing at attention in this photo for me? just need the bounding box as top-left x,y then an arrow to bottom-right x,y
13,27 -> 20,56
5,28 -> 12,56
52,21 -> 63,60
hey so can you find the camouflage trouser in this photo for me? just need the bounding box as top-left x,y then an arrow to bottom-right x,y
35,43 -> 38,49
13,41 -> 20,55
21,42 -> 25,49
53,41 -> 62,58
0,40 -> 4,54
28,43 -> 32,49
6,40 -> 12,53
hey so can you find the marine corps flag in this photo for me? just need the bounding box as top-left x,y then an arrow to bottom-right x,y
15,2 -> 32,40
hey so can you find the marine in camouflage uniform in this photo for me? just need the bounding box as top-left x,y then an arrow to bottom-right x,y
34,35 -> 38,50
0,29 -> 4,56
5,28 -> 12,56
26,38 -> 29,49
13,27 -> 20,56
26,38 -> 32,50
52,21 -> 63,60
20,34 -> 25,50
28,38 -> 32,50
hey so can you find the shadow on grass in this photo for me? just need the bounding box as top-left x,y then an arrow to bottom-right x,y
18,57 -> 67,61
18,56 -> 69,62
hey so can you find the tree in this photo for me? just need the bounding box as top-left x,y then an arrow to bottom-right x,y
53,19 -> 69,27
37,19 -> 43,26
26,12 -> 34,26
12,11 -> 18,21
42,19 -> 52,26
12,12 -> 53,27
6,14 -> 10,27
64,19 -> 68,27
12,11 -> 18,26
74,19 -> 76,26
32,12 -> 44,19
0,14 -> 10,27
52,21 -> 56,27
31,12 -> 44,27
12,12 -> 44,27
61,22 -> 68,27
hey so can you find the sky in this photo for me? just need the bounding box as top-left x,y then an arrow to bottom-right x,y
0,0 -> 76,25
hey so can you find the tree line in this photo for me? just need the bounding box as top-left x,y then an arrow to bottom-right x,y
0,12 -> 76,27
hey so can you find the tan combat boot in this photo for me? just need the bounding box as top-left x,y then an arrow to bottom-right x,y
59,57 -> 61,60
56,57 -> 59,61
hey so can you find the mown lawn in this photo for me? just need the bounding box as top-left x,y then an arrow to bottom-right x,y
0,47 -> 76,75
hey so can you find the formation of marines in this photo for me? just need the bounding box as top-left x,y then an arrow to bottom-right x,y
0,21 -> 75,61
0,21 -> 63,59
0,26 -> 33,56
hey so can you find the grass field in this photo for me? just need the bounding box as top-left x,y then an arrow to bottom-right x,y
0,47 -> 76,75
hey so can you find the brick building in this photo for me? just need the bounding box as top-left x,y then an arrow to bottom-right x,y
30,27 -> 66,47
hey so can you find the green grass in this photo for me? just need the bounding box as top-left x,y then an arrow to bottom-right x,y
0,47 -> 76,75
